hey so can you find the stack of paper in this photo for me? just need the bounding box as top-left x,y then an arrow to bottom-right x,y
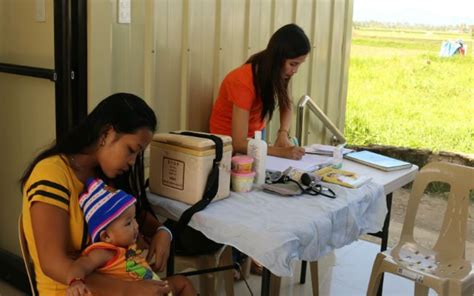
265,154 -> 332,172
305,144 -> 353,156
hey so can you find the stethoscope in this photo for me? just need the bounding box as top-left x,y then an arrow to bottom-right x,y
266,172 -> 336,199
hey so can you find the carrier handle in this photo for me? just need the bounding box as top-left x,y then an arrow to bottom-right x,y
170,131 -> 224,234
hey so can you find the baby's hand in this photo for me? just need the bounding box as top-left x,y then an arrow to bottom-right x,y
66,280 -> 91,296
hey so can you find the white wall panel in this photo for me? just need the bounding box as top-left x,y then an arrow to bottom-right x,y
88,0 -> 353,142
0,0 -> 55,255
88,0 -> 147,110
153,0 -> 184,133
149,0 -> 353,146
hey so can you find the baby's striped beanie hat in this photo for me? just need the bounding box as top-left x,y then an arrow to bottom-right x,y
79,178 -> 136,243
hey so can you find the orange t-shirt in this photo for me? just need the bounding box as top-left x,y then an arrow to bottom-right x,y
82,242 -> 160,281
209,63 -> 265,138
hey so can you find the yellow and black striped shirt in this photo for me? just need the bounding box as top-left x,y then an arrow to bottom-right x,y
22,155 -> 87,295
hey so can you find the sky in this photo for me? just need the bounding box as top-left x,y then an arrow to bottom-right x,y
353,0 -> 474,26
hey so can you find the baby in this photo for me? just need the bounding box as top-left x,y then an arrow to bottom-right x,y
66,178 -> 195,296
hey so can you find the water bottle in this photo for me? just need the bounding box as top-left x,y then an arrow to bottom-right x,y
247,131 -> 267,185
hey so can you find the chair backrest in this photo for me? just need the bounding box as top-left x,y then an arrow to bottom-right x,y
399,162 -> 474,261
18,214 -> 37,296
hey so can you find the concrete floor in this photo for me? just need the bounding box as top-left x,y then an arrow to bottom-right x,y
218,239 -> 438,296
1,239 -> 439,296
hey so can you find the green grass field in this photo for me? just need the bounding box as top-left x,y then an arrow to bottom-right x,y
346,27 -> 474,154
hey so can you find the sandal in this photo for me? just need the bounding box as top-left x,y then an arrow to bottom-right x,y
250,259 -> 263,275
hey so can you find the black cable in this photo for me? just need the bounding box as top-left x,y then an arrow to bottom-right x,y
234,262 -> 254,296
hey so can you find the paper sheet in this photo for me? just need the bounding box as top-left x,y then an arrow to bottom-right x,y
265,154 -> 332,172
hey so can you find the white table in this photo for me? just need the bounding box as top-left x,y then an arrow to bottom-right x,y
147,158 -> 418,295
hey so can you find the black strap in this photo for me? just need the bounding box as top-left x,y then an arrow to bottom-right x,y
171,132 -> 224,235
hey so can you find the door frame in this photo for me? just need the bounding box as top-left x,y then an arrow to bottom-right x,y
0,0 -> 87,140
0,0 -> 87,292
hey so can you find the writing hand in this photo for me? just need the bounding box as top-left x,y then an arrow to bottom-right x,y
274,133 -> 293,148
283,146 -> 305,160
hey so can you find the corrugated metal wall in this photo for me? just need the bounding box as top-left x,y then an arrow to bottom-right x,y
0,0 -> 353,256
151,0 -> 353,145
0,0 -> 56,255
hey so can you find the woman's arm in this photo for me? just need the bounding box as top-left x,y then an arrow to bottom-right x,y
31,202 -> 78,284
138,210 -> 172,272
66,249 -> 113,296
231,104 -> 304,159
66,249 -> 114,286
274,105 -> 293,148
231,105 -> 251,154
85,273 -> 171,296
271,105 -> 305,159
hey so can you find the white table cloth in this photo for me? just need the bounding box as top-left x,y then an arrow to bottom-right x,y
148,180 -> 386,277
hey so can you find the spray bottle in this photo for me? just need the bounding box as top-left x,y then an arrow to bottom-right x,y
247,131 -> 267,185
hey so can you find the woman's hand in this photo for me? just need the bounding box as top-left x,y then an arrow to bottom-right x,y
146,230 -> 172,272
268,146 -> 305,160
125,280 -> 171,296
66,281 -> 91,296
274,131 -> 293,148
282,146 -> 305,160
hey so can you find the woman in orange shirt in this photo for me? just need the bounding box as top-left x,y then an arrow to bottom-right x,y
210,23 -> 310,160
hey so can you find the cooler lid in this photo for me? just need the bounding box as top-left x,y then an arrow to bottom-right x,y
152,131 -> 232,151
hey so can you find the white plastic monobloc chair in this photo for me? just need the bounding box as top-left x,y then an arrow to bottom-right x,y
367,162 -> 474,296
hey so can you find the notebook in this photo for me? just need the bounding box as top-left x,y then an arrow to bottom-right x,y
344,150 -> 412,172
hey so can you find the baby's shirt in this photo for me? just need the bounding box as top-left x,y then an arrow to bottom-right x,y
82,242 -> 160,281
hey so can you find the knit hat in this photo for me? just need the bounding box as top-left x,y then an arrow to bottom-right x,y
79,178 -> 136,243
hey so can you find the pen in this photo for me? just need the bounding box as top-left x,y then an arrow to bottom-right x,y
305,151 -> 329,155
290,136 -> 299,147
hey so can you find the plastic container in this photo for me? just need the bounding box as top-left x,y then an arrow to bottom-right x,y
331,144 -> 344,169
231,171 -> 255,192
247,131 -> 267,185
231,155 -> 254,173
149,132 -> 232,204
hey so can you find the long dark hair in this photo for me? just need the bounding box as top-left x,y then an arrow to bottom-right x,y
247,23 -> 311,120
20,93 -> 157,219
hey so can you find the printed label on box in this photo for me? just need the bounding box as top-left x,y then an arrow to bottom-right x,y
162,157 -> 185,190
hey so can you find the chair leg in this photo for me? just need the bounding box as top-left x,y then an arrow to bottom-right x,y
310,261 -> 319,296
269,273 -> 281,296
414,283 -> 429,296
446,280 -> 467,296
366,254 -> 385,296
220,246 -> 234,296
460,281 -> 474,296
198,255 -> 219,296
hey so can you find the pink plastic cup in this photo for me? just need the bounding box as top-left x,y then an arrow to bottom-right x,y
231,171 -> 255,192
231,155 -> 254,173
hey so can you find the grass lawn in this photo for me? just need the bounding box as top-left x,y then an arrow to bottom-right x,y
346,27 -> 474,154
